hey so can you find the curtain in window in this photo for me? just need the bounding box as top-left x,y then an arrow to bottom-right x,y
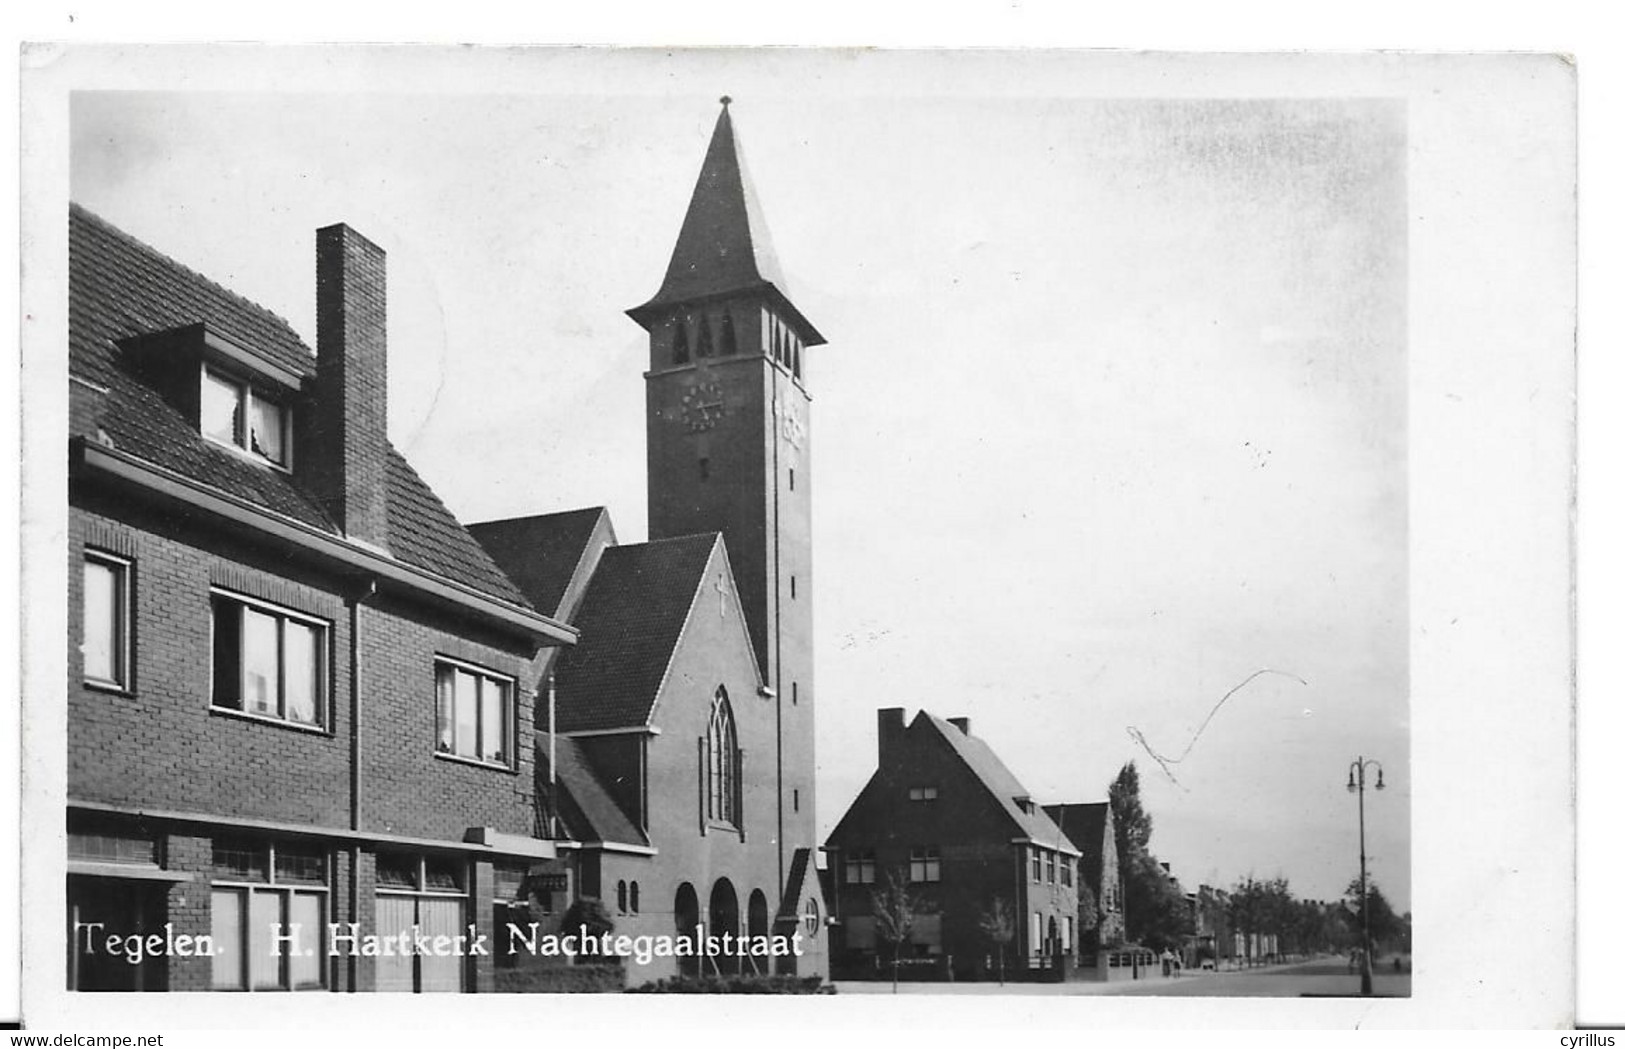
82,560 -> 118,683
454,669 -> 479,758
210,890 -> 244,990
283,621 -> 318,724
435,669 -> 455,752
287,893 -> 323,989
202,371 -> 242,444
417,897 -> 464,993
374,895 -> 416,993
248,891 -> 283,990
241,608 -> 280,716
478,678 -> 505,762
249,394 -> 286,463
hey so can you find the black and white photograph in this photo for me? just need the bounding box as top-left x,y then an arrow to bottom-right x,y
15,44 -> 1575,1030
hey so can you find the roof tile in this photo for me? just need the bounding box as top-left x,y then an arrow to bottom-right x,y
554,535 -> 719,733
69,204 -> 531,608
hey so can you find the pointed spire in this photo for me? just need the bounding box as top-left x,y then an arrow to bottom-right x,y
628,100 -> 824,345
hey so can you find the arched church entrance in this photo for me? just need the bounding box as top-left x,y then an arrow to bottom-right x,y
709,878 -> 740,975
746,889 -> 770,975
674,882 -> 700,977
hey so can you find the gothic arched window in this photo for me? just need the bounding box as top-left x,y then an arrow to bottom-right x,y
705,688 -> 739,826
696,315 -> 714,358
719,310 -> 739,356
672,322 -> 690,365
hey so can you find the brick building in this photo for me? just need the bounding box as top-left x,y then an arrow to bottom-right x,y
467,100 -> 829,984
1042,801 -> 1127,953
823,710 -> 1083,982
66,205 -> 577,992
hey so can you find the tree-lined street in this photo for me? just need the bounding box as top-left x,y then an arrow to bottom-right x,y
835,955 -> 1412,997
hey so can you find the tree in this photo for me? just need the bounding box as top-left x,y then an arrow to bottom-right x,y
1227,877 -> 1267,966
1108,762 -> 1152,862
871,869 -> 925,993
1343,878 -> 1402,955
1075,881 -> 1100,948
1124,850 -> 1193,952
1108,762 -> 1153,940
977,896 -> 1016,985
560,897 -> 615,966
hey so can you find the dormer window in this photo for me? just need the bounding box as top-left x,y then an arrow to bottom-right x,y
202,366 -> 290,467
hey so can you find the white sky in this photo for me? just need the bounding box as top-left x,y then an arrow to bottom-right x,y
68,52 -> 1409,912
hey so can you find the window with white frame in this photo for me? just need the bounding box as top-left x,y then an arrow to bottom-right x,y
202,367 -> 291,467
211,591 -> 327,728
435,659 -> 514,767
82,552 -> 131,690
844,848 -> 876,886
907,785 -> 938,802
803,897 -> 820,935
908,846 -> 941,884
1061,856 -> 1073,887
210,839 -> 328,991
1031,848 -> 1043,882
1046,852 -> 1057,884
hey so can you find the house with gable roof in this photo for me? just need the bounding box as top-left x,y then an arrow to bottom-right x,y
65,205 -> 577,993
823,709 -> 1085,982
1042,801 -> 1127,953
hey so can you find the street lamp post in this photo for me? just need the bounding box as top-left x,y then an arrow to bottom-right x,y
1346,756 -> 1385,996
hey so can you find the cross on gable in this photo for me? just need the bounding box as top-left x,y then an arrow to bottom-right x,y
715,572 -> 729,619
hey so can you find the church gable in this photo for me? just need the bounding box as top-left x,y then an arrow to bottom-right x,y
551,533 -> 721,733
470,506 -> 617,621
646,535 -> 764,728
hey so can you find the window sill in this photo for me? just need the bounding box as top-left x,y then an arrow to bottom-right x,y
209,705 -> 331,736
434,751 -> 518,776
201,433 -> 292,474
83,678 -> 134,697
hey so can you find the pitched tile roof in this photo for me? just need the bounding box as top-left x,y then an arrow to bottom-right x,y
1043,801 -> 1113,891
538,733 -> 648,848
69,203 -> 530,608
626,105 -> 823,343
634,105 -> 787,312
918,712 -> 1078,855
382,448 -> 530,605
70,203 -> 315,387
553,534 -> 720,733
469,508 -> 610,619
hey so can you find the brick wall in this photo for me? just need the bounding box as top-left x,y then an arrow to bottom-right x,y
307,224 -> 389,547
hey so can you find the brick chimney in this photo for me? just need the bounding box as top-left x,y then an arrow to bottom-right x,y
877,708 -> 905,763
308,223 -> 389,549
947,716 -> 971,736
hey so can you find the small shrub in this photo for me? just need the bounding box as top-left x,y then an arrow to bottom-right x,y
627,973 -> 829,994
492,963 -> 626,994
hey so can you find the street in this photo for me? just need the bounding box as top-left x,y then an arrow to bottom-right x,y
1091,957 -> 1411,997
833,956 -> 1412,997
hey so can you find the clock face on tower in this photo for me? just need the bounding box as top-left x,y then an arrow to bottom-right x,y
680,381 -> 727,433
777,392 -> 806,449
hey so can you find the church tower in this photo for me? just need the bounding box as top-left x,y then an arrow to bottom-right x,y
627,99 -> 823,890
